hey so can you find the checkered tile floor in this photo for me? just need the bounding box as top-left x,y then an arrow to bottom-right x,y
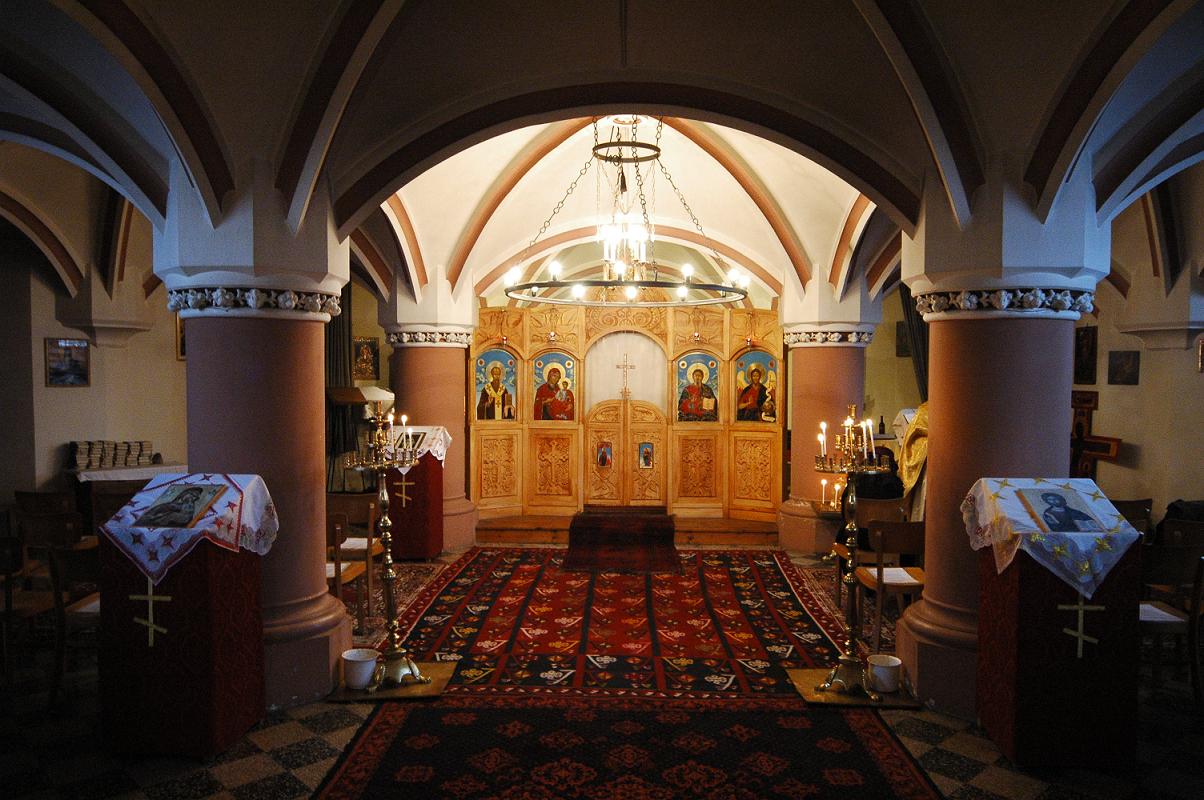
2,548 -> 1200,799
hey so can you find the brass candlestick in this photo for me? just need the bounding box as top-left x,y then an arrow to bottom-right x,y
345,402 -> 431,686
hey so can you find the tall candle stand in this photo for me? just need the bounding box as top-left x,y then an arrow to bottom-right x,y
815,404 -> 887,700
345,402 -> 432,686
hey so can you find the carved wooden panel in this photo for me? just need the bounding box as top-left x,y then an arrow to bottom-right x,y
729,310 -> 782,358
525,429 -> 578,511
629,424 -> 665,503
672,307 -> 725,355
675,434 -> 719,499
584,307 -> 668,351
477,431 -> 520,502
527,306 -> 581,353
588,402 -> 622,425
586,424 -> 622,503
475,308 -> 525,357
730,434 -> 776,504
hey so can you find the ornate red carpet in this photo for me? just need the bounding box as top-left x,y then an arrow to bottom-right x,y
319,548 -> 937,799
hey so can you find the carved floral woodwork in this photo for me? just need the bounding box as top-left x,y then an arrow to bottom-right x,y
672,307 -> 725,354
585,307 -> 668,351
732,437 -> 773,501
630,427 -> 664,502
534,434 -> 573,496
475,308 -> 524,355
528,306 -> 581,352
678,436 -> 717,497
479,434 -> 518,499
730,310 -> 782,357
587,427 -> 621,501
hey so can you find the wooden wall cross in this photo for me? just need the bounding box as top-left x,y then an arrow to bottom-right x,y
1070,391 -> 1121,479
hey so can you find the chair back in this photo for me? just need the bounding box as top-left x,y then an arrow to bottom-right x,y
1142,543 -> 1204,594
327,512 -> 350,550
869,521 -> 925,559
1112,498 -> 1153,535
14,491 -> 74,515
327,493 -> 377,529
1162,520 -> 1204,546
48,545 -> 100,614
855,497 -> 907,528
19,512 -> 85,549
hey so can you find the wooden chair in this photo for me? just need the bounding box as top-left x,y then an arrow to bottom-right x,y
326,512 -> 366,632
1112,498 -> 1154,536
829,497 -> 908,607
1140,543 -> 1204,704
13,490 -> 75,515
14,511 -> 86,587
2,530 -> 54,684
854,520 -> 926,653
48,544 -> 100,706
1161,519 -> 1204,546
327,493 -> 382,618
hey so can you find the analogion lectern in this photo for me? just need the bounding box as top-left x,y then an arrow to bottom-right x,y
98,473 -> 277,757
965,478 -> 1141,767
384,426 -> 448,560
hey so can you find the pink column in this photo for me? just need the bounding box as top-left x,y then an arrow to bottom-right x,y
187,317 -> 350,709
896,317 -> 1072,718
778,344 -> 866,551
389,345 -> 476,550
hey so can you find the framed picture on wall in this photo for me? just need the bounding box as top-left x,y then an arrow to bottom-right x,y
1107,350 -> 1140,385
1073,326 -> 1096,384
175,313 -> 186,361
352,336 -> 380,381
45,338 -> 90,387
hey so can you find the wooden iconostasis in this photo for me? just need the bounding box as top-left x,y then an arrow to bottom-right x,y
470,306 -> 784,521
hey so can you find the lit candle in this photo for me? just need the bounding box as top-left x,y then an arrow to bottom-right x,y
821,478 -> 828,504
406,426 -> 413,450
819,422 -> 827,457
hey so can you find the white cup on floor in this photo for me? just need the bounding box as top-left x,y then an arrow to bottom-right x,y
867,654 -> 902,694
342,648 -> 382,690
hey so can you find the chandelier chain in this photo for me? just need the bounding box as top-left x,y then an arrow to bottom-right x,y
658,152 -> 729,272
523,146 -> 595,257
633,121 -> 655,277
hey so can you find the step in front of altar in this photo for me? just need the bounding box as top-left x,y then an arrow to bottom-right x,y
475,514 -> 777,547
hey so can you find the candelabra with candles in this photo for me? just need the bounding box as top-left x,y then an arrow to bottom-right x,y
815,404 -> 889,700
344,402 -> 432,686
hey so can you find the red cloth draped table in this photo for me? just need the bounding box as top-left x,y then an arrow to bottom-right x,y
963,478 -> 1141,767
384,426 -> 447,560
98,473 -> 278,757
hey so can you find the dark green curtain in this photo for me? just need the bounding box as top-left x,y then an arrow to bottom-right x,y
325,283 -> 357,489
898,282 -> 929,402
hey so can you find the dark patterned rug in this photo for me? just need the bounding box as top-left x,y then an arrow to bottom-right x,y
318,548 -> 938,798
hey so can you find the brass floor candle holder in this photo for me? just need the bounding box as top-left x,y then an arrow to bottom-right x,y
816,480 -> 879,701
345,402 -> 432,687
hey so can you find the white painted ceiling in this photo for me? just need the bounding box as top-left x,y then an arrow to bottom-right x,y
395,116 -> 867,309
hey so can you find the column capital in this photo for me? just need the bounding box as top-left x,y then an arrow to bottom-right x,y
385,324 -> 472,349
784,323 -> 875,348
168,286 -> 341,322
912,287 -> 1094,323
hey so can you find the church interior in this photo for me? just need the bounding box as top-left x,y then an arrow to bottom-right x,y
2,2 -> 1203,798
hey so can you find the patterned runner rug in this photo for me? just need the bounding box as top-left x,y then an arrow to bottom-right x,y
319,548 -> 937,799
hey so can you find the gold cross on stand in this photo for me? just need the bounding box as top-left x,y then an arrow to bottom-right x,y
129,575 -> 172,647
396,474 -> 414,507
615,353 -> 636,399
1057,593 -> 1104,658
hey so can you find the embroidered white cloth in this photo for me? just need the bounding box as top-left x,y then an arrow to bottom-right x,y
393,426 -> 451,463
962,477 -> 1140,598
100,473 -> 278,584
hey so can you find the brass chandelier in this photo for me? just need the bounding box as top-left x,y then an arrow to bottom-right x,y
504,116 -> 750,307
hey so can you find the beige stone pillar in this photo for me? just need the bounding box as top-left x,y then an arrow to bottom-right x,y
186,314 -> 351,709
778,327 -> 872,552
388,330 -> 476,551
896,314 -> 1073,718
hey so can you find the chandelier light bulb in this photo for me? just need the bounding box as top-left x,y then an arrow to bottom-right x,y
505,267 -> 522,287
676,285 -> 688,298
727,268 -> 740,285
615,261 -> 627,276
625,285 -> 638,300
571,283 -> 585,299
682,263 -> 694,279
548,260 -> 561,279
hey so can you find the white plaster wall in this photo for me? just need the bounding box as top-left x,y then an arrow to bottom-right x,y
864,291 -> 922,428
1080,291 -> 1204,519
30,270 -> 187,489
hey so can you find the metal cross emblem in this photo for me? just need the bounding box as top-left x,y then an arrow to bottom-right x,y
616,353 -> 636,399
1057,594 -> 1104,658
129,576 -> 172,647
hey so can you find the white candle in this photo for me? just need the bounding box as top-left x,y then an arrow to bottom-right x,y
821,478 -> 828,504
406,426 -> 413,449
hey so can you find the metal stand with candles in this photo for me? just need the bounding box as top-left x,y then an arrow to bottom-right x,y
815,405 -> 889,700
344,402 -> 432,686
